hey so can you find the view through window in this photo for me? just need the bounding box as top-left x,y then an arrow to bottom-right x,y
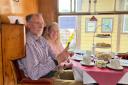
58,0 -> 128,53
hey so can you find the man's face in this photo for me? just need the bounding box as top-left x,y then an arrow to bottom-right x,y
27,15 -> 45,37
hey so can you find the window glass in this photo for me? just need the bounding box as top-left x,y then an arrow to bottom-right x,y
58,0 -> 128,53
116,0 -> 128,11
58,16 -> 76,49
58,0 -> 89,12
123,15 -> 128,33
59,0 -> 71,12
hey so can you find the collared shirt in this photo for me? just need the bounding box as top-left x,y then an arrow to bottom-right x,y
18,32 -> 57,80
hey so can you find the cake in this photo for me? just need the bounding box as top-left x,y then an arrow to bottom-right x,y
96,34 -> 111,37
96,43 -> 111,48
96,60 -> 107,68
96,52 -> 112,61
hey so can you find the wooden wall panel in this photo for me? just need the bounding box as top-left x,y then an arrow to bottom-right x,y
0,0 -> 38,15
38,0 -> 57,24
22,0 -> 38,16
0,0 -> 38,23
2,24 -> 25,85
0,27 -> 3,85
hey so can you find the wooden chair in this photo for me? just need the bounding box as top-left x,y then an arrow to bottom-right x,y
10,58 -> 54,85
2,24 -> 83,85
2,24 -> 54,85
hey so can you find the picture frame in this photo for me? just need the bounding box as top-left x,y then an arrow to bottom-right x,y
86,18 -> 97,32
102,18 -> 113,33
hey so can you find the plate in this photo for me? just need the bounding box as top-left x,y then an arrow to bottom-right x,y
71,54 -> 83,61
107,64 -> 123,70
71,49 -> 86,55
120,59 -> 128,67
80,61 -> 95,66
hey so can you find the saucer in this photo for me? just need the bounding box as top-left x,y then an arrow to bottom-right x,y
80,61 -> 95,66
71,54 -> 83,61
120,59 -> 128,67
107,64 -> 123,70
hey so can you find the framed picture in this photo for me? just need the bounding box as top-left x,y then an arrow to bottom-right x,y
86,19 -> 97,32
102,18 -> 113,33
122,15 -> 128,33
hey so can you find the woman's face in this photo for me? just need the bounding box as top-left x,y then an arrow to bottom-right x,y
49,25 -> 59,41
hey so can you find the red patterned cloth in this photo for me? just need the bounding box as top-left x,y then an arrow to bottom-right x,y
72,60 -> 128,85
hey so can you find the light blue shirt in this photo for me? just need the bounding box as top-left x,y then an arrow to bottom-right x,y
18,32 -> 57,80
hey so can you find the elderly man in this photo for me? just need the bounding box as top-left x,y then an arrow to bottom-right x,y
18,13 -> 83,85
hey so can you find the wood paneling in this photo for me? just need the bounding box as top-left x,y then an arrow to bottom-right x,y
0,0 -> 58,24
38,0 -> 57,24
0,26 -> 3,85
22,0 -> 38,16
2,24 -> 25,85
0,0 -> 38,23
0,0 -> 38,15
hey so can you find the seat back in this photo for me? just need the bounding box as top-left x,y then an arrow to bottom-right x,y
11,59 -> 25,83
2,24 -> 54,85
11,59 -> 54,85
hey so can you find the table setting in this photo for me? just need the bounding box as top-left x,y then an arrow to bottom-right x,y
71,50 -> 128,85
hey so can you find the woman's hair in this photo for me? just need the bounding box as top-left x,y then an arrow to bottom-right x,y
42,22 -> 61,44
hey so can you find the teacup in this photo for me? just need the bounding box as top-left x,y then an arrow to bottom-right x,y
83,57 -> 91,65
86,50 -> 92,57
110,59 -> 120,68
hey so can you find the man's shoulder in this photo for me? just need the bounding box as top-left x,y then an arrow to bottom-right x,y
40,36 -> 49,46
26,32 -> 35,45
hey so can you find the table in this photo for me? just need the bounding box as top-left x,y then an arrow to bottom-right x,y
72,60 -> 128,85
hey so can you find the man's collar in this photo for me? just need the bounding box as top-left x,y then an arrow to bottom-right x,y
29,31 -> 41,41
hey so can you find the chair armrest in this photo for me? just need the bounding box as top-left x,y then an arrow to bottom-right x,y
20,77 -> 54,85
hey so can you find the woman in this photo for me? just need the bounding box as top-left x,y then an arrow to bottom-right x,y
42,22 -> 73,70
43,22 -> 64,56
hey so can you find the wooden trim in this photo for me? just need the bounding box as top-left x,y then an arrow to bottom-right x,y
74,0 -> 76,12
120,33 -> 128,34
0,24 -> 3,85
58,11 -> 128,15
114,0 -> 116,11
76,17 -> 81,49
71,0 -> 72,12
117,15 -> 122,52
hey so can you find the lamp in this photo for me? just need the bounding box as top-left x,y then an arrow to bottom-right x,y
89,0 -> 97,22
90,16 -> 97,21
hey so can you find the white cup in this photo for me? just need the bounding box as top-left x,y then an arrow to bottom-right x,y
86,50 -> 92,57
83,57 -> 91,65
110,59 -> 120,68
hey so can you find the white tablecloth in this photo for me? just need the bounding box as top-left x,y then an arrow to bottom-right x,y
73,66 -> 96,84
118,72 -> 128,84
73,66 -> 128,85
